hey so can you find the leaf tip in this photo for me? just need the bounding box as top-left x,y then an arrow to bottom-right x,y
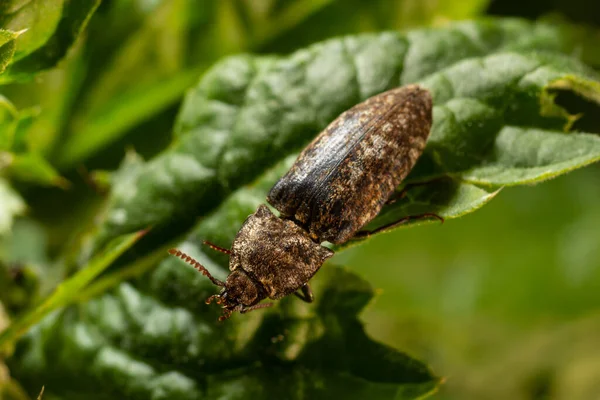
37,386 -> 45,400
136,228 -> 151,238
54,176 -> 72,190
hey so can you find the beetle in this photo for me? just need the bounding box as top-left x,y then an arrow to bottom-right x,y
169,84 -> 442,320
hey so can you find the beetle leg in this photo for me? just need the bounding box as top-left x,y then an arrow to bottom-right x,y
293,284 -> 314,303
354,213 -> 444,239
386,177 -> 449,205
239,302 -> 274,314
202,240 -> 232,255
385,189 -> 408,205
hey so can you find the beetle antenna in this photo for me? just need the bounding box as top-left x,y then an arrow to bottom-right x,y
168,249 -> 226,287
202,240 -> 231,255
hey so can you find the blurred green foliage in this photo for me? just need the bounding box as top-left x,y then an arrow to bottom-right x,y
343,164 -> 600,399
1,0 -> 600,399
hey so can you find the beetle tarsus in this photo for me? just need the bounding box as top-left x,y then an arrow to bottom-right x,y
240,302 -> 274,314
218,308 -> 233,321
293,284 -> 314,303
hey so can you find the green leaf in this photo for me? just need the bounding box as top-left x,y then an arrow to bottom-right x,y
459,126 -> 600,186
3,152 -> 69,188
0,219 -> 46,315
0,0 -> 100,82
8,262 -> 439,399
261,0 -> 490,51
0,230 -> 145,356
95,19 -> 600,247
0,95 -> 17,149
0,103 -> 67,188
55,0 -> 201,166
0,0 -> 64,61
0,29 -> 19,74
0,178 -> 24,235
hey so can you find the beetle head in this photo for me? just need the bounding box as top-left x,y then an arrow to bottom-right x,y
168,249 -> 266,321
206,270 -> 263,320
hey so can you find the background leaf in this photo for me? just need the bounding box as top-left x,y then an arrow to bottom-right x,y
0,178 -> 25,235
34,0 -> 488,169
0,29 -> 19,74
0,0 -> 64,62
0,0 -> 100,82
0,230 -> 145,356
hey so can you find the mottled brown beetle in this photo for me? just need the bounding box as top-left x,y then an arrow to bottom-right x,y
169,85 -> 442,321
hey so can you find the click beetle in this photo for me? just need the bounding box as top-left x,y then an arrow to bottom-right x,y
169,84 -> 441,320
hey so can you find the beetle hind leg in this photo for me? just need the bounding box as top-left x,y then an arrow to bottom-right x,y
239,302 -> 274,314
354,213 -> 444,239
386,177 -> 450,205
293,284 -> 314,303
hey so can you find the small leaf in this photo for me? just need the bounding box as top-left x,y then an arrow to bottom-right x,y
0,104 -> 67,188
0,0 -> 100,82
0,230 -> 146,356
0,29 -> 19,74
4,152 -> 70,188
0,178 -> 25,235
10,106 -> 39,153
0,0 -> 64,61
0,95 -> 18,150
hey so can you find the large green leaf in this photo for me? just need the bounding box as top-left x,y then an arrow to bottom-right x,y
0,0 -> 100,82
94,19 -> 600,247
0,29 -> 20,74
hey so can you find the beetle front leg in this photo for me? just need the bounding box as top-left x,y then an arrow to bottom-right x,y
293,284 -> 314,303
353,213 -> 444,239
